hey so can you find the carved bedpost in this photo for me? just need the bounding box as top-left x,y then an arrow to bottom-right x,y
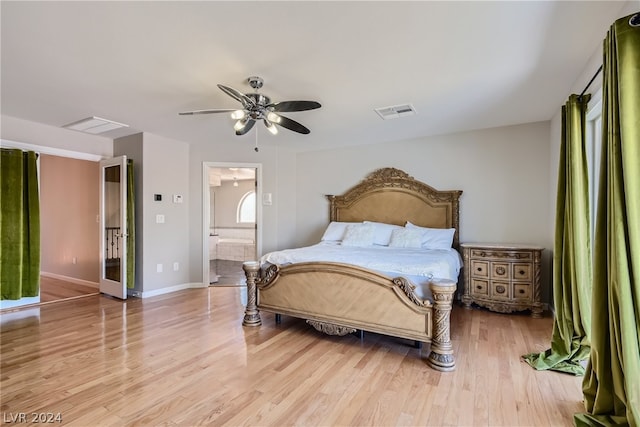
242,261 -> 262,327
427,280 -> 456,372
531,250 -> 543,318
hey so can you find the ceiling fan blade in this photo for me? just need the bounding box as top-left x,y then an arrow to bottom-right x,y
178,109 -> 235,116
235,119 -> 256,136
217,84 -> 255,107
272,114 -> 311,134
268,100 -> 321,112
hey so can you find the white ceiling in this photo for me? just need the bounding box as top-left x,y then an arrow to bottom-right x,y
0,1 -> 629,152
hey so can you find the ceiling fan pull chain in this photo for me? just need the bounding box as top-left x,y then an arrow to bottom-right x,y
254,127 -> 259,152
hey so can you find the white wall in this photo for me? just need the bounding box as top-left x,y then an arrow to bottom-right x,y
114,132 -> 190,293
186,141 -> 298,283
211,179 -> 255,229
295,121 -> 553,301
141,133 -> 190,292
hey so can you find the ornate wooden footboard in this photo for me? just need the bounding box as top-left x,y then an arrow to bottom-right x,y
243,261 -> 457,371
242,167 -> 462,372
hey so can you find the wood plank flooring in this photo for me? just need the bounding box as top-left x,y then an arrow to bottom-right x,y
39,276 -> 99,303
0,287 -> 585,426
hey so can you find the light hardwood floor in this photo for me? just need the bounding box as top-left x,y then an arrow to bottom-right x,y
0,287 -> 585,426
39,276 -> 99,303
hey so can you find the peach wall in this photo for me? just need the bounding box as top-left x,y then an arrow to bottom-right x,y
40,154 -> 100,283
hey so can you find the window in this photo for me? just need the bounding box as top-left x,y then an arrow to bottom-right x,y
237,190 -> 256,223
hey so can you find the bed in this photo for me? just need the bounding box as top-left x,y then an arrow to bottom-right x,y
242,167 -> 463,371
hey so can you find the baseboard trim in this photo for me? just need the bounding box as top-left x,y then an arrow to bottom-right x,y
40,272 -> 99,289
138,282 -> 208,299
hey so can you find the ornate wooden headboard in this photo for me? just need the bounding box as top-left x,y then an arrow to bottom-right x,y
326,168 -> 463,248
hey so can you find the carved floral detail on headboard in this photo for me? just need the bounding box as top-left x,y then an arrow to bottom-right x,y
326,167 -> 462,247
328,168 -> 461,204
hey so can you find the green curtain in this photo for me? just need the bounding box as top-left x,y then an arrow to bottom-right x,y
126,159 -> 135,289
575,13 -> 640,427
0,148 -> 41,300
522,94 -> 592,375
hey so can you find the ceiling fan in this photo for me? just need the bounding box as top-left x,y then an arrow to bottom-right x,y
179,76 -> 321,136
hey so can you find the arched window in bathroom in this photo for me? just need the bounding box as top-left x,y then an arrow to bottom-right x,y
237,190 -> 256,223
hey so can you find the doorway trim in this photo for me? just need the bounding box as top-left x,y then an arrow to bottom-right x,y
202,161 -> 262,286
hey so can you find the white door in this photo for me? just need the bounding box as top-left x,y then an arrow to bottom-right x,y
99,156 -> 128,299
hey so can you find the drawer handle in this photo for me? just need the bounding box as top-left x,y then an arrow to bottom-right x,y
496,267 -> 506,275
519,289 -> 525,294
477,267 -> 482,272
519,270 -> 525,275
496,285 -> 506,294
477,285 -> 483,290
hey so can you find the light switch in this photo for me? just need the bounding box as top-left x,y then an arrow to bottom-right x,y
156,214 -> 165,223
173,194 -> 183,203
262,193 -> 272,206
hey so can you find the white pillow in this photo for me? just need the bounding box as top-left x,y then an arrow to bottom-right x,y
388,228 -> 423,248
364,221 -> 403,246
321,221 -> 360,242
405,221 -> 456,249
341,223 -> 375,247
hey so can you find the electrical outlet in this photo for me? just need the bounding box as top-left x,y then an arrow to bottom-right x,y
156,263 -> 163,273
72,257 -> 77,265
173,262 -> 179,271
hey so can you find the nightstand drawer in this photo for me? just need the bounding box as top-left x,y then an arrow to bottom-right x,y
512,263 -> 532,281
490,281 -> 511,300
471,279 -> 489,296
470,249 -> 532,261
470,260 -> 489,278
513,283 -> 532,300
491,262 -> 510,280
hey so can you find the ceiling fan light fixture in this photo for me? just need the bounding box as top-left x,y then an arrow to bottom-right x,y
264,119 -> 278,135
231,110 -> 246,120
179,76 -> 320,138
266,111 -> 281,124
234,119 -> 248,131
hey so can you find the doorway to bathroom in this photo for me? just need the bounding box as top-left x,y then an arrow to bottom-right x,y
203,162 -> 262,286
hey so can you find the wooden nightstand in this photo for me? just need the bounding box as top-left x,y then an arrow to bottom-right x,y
461,243 -> 543,317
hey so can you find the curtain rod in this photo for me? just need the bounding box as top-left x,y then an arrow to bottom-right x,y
579,64 -> 603,99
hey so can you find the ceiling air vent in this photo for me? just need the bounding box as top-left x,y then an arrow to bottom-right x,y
374,104 -> 417,120
63,116 -> 129,134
